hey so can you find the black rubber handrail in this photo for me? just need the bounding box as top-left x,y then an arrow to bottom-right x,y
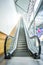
4,35 -> 15,59
4,36 -> 8,59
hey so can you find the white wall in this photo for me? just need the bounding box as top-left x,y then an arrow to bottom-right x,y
0,0 -> 21,35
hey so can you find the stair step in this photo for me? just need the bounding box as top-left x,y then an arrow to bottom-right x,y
17,44 -> 26,45
18,38 -> 25,40
13,51 -> 29,57
18,35 -> 25,37
18,38 -> 25,39
17,45 -> 27,47
18,40 -> 26,42
18,44 -> 26,45
16,49 -> 28,52
17,46 -> 27,47
17,47 -> 27,50
18,42 -> 26,43
18,41 -> 26,44
17,43 -> 27,47
14,52 -> 29,55
17,44 -> 27,46
18,40 -> 25,42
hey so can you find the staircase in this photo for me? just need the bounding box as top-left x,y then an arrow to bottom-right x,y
12,25 -> 31,57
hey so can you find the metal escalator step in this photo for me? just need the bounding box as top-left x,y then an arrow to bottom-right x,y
18,40 -> 26,42
17,48 -> 27,50
18,42 -> 26,43
18,37 -> 25,39
14,53 -> 29,57
17,45 -> 27,47
18,43 -> 26,45
15,49 -> 28,52
13,50 -> 29,56
17,44 -> 27,46
18,39 -> 25,40
18,39 -> 25,41
17,42 -> 26,45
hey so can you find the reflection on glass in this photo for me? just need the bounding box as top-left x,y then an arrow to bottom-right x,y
6,37 -> 12,54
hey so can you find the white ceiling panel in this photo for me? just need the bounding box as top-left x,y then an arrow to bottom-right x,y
15,0 -> 30,13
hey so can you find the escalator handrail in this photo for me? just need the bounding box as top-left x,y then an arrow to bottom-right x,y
29,35 -> 41,55
4,36 -> 8,57
4,35 -> 15,58
24,24 -> 41,56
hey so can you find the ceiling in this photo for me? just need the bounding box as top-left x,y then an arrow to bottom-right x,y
14,0 -> 43,28
14,0 -> 30,13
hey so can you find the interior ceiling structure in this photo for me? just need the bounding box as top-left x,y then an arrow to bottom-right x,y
14,0 -> 43,28
14,0 -> 36,22
14,0 -> 30,13
35,2 -> 43,26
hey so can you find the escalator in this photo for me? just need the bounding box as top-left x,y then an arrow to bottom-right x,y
12,24 -> 31,57
1,21 -> 41,59
0,22 -> 42,65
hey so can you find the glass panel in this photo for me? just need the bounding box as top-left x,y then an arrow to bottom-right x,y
28,19 -> 39,53
35,3 -> 43,46
6,37 -> 14,53
29,22 -> 35,37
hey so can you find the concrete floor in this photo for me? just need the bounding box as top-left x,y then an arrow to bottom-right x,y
0,57 -> 43,65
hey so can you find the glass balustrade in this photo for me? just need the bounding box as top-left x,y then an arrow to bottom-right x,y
6,37 -> 13,54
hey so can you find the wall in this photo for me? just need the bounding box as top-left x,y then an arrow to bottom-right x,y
0,0 -> 21,35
